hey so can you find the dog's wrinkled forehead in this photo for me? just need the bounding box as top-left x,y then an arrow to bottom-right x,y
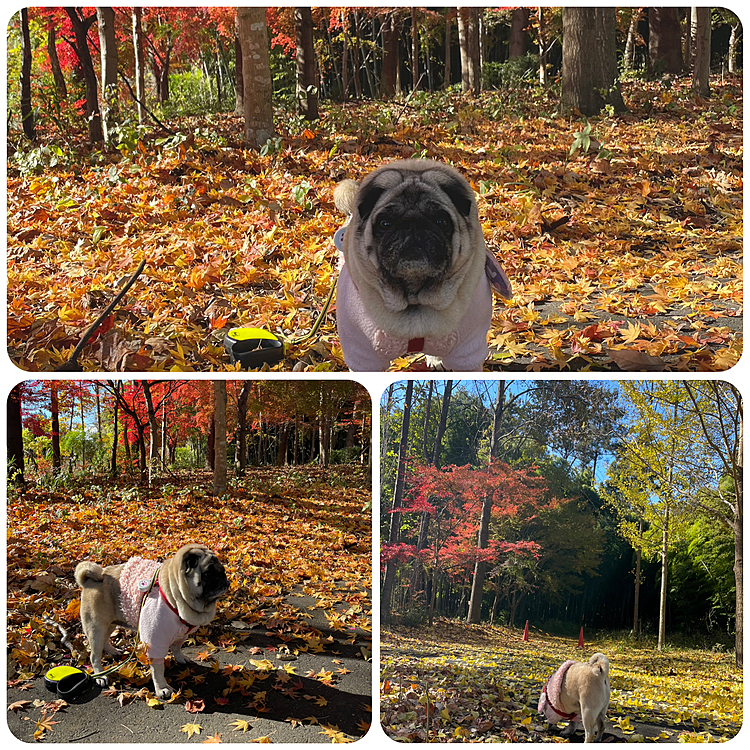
357,166 -> 475,222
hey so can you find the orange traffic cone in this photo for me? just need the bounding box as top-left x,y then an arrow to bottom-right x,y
523,620 -> 529,642
577,626 -> 584,648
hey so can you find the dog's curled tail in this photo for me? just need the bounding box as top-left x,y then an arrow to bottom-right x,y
75,561 -> 104,587
333,179 -> 358,217
589,652 -> 610,677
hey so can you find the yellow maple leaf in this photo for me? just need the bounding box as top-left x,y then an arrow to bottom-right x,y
180,722 -> 202,739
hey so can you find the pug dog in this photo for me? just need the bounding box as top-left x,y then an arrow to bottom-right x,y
75,543 -> 229,698
538,652 -> 610,743
333,159 -> 512,371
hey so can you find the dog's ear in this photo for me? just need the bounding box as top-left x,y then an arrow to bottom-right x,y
440,180 -> 474,218
356,184 -> 385,222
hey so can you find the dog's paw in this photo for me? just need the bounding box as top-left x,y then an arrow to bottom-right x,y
173,653 -> 194,666
155,685 -> 175,700
95,676 -> 108,688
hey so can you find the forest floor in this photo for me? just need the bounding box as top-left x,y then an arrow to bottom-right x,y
6,75 -> 742,372
381,620 -> 741,743
6,465 -> 372,743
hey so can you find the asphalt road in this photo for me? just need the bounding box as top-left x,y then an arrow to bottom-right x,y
7,591 -> 372,743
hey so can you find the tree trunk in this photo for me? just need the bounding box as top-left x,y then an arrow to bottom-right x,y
734,410 -> 743,667
509,8 -> 530,59
234,14 -> 244,114
538,7 -> 548,85
142,382 -> 160,487
132,8 -> 147,125
212,381 -> 227,495
20,8 -> 35,141
236,381 -> 250,476
47,25 -> 68,101
380,11 -> 399,99
411,7 -> 419,91
467,381 -> 505,624
633,520 -> 642,639
96,7 -> 118,145
65,8 -> 102,143
648,7 -> 684,75
623,9 -> 642,72
295,8 -> 319,119
110,382 -> 119,477
238,7 -> 274,148
728,23 -> 739,74
562,7 -> 628,116
691,7 -> 711,97
381,380 -> 413,621
50,383 -> 61,474
457,7 -> 481,96
658,508 -> 669,650
7,385 -> 25,486
443,11 -> 453,88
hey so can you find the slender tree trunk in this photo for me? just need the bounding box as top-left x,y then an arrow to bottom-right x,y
444,11 -> 453,88
728,23 -> 739,74
96,7 -> 118,145
341,10 -> 349,99
411,7 -> 419,91
658,508 -> 669,650
51,383 -> 61,474
538,7 -> 547,85
7,385 -> 25,486
213,381 -> 227,496
380,11 -> 399,99
65,8 -> 102,142
110,382 -> 119,477
47,25 -> 68,101
295,8 -> 319,119
236,381 -> 250,476
691,7 -> 711,97
734,412 -> 743,667
633,520 -> 642,638
623,9 -> 641,72
20,8 -> 35,141
351,11 -> 362,98
467,381 -> 505,624
234,15 -> 244,114
381,380 -> 413,621
238,7 -> 274,148
142,382 -> 160,487
132,8 -> 147,125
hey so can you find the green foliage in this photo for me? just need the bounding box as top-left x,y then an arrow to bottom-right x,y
569,120 -> 596,157
482,53 -> 538,90
157,69 -> 226,118
12,142 -> 71,175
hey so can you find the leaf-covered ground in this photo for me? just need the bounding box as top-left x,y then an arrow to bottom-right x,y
7,77 -> 742,371
381,620 -> 741,743
6,466 -> 372,742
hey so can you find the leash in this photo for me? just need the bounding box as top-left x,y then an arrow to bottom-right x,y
45,567 -> 161,699
224,225 -> 345,368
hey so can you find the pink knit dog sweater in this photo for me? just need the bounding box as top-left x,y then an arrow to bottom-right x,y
538,660 -> 581,724
336,262 -> 493,371
119,557 -> 196,664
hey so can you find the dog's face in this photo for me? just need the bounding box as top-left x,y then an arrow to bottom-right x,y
176,544 -> 229,608
349,160 -> 485,313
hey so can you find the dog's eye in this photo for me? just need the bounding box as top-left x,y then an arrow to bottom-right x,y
376,217 -> 392,231
434,212 -> 451,231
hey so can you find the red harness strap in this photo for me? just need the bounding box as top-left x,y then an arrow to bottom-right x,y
542,683 -> 578,721
158,584 -> 198,632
